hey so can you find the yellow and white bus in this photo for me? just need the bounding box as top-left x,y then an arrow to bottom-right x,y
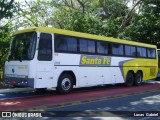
4,27 -> 158,94
157,49 -> 160,78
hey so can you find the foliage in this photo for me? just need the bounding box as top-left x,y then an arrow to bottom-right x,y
12,0 -> 131,37
0,26 -> 11,68
53,0 -> 131,37
120,0 -> 160,46
0,0 -> 14,21
13,0 -> 55,29
0,0 -> 15,69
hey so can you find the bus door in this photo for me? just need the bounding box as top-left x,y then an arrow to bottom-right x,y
36,33 -> 54,88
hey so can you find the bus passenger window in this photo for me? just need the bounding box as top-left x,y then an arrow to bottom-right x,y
137,47 -> 146,57
66,37 -> 77,52
80,39 -> 88,52
80,39 -> 95,53
125,45 -> 136,57
88,40 -> 95,53
148,48 -> 156,58
97,41 -> 108,54
55,35 -> 67,51
112,44 -> 124,55
38,33 -> 52,61
55,34 -> 77,52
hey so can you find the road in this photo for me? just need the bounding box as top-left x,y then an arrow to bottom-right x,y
0,81 -> 160,119
47,90 -> 160,111
41,89 -> 160,120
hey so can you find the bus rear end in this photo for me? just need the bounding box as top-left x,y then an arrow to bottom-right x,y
157,49 -> 160,78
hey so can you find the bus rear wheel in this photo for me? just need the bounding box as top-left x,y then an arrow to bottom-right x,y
125,72 -> 134,87
134,72 -> 142,85
56,74 -> 73,94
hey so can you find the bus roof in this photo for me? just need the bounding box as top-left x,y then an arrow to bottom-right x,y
14,27 -> 156,48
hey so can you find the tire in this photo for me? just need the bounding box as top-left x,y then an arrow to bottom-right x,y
134,72 -> 142,85
125,72 -> 134,87
56,74 -> 73,94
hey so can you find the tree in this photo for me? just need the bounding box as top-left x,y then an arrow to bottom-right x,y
119,0 -> 142,30
0,0 -> 15,69
12,0 -> 140,38
0,26 -> 10,69
0,0 -> 14,21
121,0 -> 160,46
13,0 -> 55,29
53,0 -> 132,37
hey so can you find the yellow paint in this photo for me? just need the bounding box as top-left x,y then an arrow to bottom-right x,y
123,58 -> 158,80
103,57 -> 111,64
14,27 -> 156,48
80,55 -> 111,65
81,56 -> 101,64
18,66 -> 27,69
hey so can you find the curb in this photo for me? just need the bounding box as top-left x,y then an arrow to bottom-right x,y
0,88 -> 34,94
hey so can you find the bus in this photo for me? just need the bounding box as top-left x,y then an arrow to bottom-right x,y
4,27 -> 158,94
157,49 -> 160,78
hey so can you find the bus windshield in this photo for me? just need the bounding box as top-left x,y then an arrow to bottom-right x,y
8,32 -> 37,61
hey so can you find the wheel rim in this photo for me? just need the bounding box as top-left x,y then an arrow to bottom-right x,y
61,78 -> 71,91
136,74 -> 142,83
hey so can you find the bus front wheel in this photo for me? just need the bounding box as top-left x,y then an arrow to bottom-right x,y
125,72 -> 134,87
56,74 -> 73,94
134,72 -> 142,85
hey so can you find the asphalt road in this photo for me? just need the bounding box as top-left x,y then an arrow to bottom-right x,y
43,90 -> 160,119
48,90 -> 160,111
1,82 -> 160,120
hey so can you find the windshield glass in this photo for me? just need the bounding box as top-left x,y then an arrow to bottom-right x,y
8,32 -> 37,61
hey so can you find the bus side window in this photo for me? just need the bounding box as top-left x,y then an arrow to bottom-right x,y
38,33 -> 52,61
55,35 -> 67,51
88,40 -> 95,53
125,45 -> 136,57
97,41 -> 108,54
137,47 -> 147,58
55,34 -> 77,52
79,39 -> 95,53
112,43 -> 124,55
80,39 -> 88,52
148,48 -> 156,58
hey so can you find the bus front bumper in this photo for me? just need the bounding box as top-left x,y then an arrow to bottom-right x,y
4,77 -> 34,88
